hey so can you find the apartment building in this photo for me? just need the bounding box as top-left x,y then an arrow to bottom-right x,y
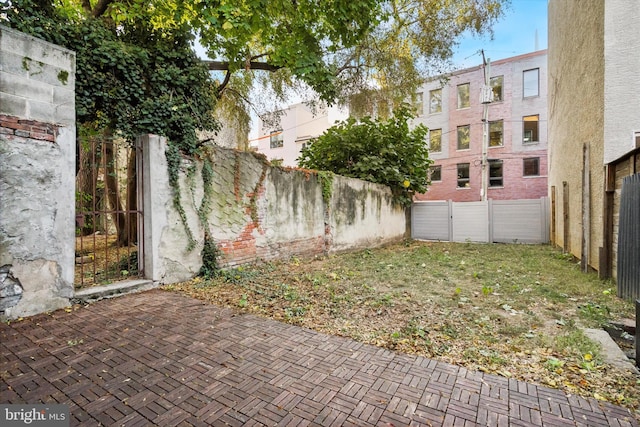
256,102 -> 347,167
413,50 -> 548,202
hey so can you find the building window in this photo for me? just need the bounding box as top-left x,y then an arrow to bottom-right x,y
489,120 -> 503,147
429,89 -> 442,113
523,157 -> 540,176
523,115 -> 539,143
430,165 -> 442,182
270,130 -> 283,148
523,68 -> 539,98
457,125 -> 470,150
414,92 -> 424,116
489,160 -> 503,187
457,163 -> 470,188
457,83 -> 470,109
429,128 -> 442,152
490,76 -> 503,101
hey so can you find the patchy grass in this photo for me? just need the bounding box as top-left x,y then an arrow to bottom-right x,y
165,241 -> 639,412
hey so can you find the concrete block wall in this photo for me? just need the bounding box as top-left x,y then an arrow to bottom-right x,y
141,137 -> 406,283
0,26 -> 76,319
0,26 -> 76,126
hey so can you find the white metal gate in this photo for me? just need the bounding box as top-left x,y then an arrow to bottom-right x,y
412,198 -> 550,244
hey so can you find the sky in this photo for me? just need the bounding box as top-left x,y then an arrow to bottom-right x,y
451,0 -> 548,69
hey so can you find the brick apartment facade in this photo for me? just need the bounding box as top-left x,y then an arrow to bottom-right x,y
413,50 -> 548,202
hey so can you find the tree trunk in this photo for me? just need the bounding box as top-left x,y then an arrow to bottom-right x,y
125,146 -> 137,245
75,136 -> 99,236
104,138 -> 128,246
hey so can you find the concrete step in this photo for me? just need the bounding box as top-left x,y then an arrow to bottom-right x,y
72,279 -> 158,303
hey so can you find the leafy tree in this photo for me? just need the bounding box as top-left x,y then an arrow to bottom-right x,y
298,106 -> 431,207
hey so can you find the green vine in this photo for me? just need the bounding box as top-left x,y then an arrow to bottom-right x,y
197,155 -> 215,227
166,143 -> 196,251
198,231 -> 223,279
317,170 -> 334,204
248,163 -> 269,227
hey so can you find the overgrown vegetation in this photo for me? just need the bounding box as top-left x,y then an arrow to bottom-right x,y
167,241 -> 639,413
298,106 -> 431,207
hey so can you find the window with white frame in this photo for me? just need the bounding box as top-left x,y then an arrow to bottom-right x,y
489,159 -> 503,187
489,120 -> 503,147
523,68 -> 539,97
429,89 -> 442,113
523,115 -> 539,143
270,130 -> 283,148
457,83 -> 470,109
457,125 -> 470,150
490,76 -> 503,101
457,163 -> 470,188
414,92 -> 424,116
429,128 -> 442,152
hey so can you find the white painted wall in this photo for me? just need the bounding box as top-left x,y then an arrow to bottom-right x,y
604,1 -> 640,164
257,102 -> 347,166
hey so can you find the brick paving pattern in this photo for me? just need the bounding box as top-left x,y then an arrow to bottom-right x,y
1,290 -> 637,426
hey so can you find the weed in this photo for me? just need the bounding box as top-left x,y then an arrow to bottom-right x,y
481,284 -> 493,295
238,294 -> 248,308
578,302 -> 611,326
372,293 -> 394,307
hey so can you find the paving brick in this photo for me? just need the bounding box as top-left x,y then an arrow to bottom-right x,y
0,290 -> 637,427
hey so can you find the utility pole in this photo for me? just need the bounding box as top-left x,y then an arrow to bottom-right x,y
480,50 -> 492,201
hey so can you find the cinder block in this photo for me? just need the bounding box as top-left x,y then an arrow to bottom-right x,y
0,92 -> 28,118
54,105 -> 76,126
1,26 -> 75,71
0,72 -> 53,103
0,52 -> 31,77
27,99 -> 55,124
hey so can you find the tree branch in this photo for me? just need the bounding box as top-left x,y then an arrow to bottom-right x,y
205,60 -> 282,72
216,70 -> 232,95
92,0 -> 114,17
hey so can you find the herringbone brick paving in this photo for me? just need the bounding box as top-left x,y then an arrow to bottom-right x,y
1,290 -> 637,426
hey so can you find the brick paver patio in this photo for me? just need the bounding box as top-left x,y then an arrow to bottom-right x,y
1,290 -> 637,426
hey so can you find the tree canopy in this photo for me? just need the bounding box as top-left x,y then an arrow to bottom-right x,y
7,0 -> 508,109
297,106 -> 431,207
3,0 -> 219,154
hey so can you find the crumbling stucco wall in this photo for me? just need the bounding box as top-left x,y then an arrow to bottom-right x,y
0,26 -> 76,318
141,136 -> 406,283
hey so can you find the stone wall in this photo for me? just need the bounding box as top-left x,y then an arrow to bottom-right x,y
0,26 -> 76,318
140,136 -> 407,283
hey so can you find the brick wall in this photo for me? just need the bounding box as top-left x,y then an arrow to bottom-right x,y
0,114 -> 58,142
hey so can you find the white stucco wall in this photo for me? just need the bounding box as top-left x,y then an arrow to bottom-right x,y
142,140 -> 406,280
0,26 -> 76,318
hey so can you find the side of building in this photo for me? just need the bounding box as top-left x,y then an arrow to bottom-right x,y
548,1 -> 640,279
256,102 -> 347,167
413,50 -> 548,202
